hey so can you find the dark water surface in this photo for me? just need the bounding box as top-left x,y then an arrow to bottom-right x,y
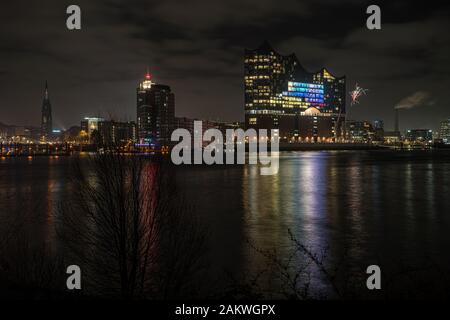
2,150 -> 450,298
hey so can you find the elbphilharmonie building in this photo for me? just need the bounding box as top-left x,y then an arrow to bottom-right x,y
244,41 -> 346,142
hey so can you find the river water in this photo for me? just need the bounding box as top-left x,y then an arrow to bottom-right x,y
1,150 -> 450,298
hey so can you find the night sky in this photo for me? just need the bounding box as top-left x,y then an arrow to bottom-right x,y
1,0 -> 449,131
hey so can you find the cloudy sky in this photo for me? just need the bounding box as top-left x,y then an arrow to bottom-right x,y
0,0 -> 449,131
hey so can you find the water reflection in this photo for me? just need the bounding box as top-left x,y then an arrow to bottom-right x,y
346,157 -> 363,235
2,151 -> 450,297
242,152 -> 331,287
425,163 -> 435,218
405,162 -> 413,219
240,151 -> 450,292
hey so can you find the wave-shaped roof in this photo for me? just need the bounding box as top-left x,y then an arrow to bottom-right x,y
246,41 -> 345,80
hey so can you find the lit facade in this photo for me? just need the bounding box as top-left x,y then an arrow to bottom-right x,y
405,129 -> 433,143
81,117 -> 104,137
439,119 -> 450,144
137,72 -> 175,146
384,131 -> 402,144
346,120 -> 374,143
98,121 -> 136,145
245,41 -> 346,141
282,82 -> 325,110
80,118 -> 136,145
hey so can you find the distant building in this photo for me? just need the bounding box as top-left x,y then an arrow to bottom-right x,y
7,126 -> 32,143
80,118 -> 136,145
0,128 -> 7,141
81,117 -> 104,138
244,41 -> 346,141
346,120 -> 374,143
40,81 -> 53,141
14,126 -> 30,137
51,129 -> 63,142
296,107 -> 336,142
384,131 -> 402,144
439,119 -> 450,144
405,129 -> 433,143
137,72 -> 175,146
0,124 -> 40,143
174,117 -> 225,147
63,126 -> 81,142
29,127 -> 41,141
373,119 -> 385,142
373,119 -> 384,130
98,120 -> 136,145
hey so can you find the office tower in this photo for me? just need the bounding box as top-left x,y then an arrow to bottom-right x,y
136,72 -> 175,146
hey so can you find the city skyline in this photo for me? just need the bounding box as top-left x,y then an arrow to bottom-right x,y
1,69 -> 448,135
3,1 -> 450,305
2,70 -> 446,136
1,0 -> 450,131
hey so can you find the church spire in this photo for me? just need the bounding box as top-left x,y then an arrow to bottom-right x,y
44,80 -> 49,99
41,80 -> 53,141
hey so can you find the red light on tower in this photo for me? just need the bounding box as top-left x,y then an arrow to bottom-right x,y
141,70 -> 154,89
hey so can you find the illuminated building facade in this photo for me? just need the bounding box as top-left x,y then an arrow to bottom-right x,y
80,117 -> 103,144
40,81 -> 53,141
405,129 -> 433,143
98,121 -> 136,145
137,72 -> 175,146
80,117 -> 136,145
346,120 -> 374,143
81,117 -> 104,137
384,131 -> 402,144
439,119 -> 450,144
245,41 -> 346,141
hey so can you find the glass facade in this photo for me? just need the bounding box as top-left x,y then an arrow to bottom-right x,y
244,41 -> 346,140
282,82 -> 325,109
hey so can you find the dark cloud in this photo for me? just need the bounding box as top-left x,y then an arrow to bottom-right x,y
0,0 -> 449,131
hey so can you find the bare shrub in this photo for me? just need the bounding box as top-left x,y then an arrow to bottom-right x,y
57,153 -> 206,299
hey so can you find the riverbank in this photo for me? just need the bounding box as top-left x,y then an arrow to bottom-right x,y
278,142 -> 385,151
